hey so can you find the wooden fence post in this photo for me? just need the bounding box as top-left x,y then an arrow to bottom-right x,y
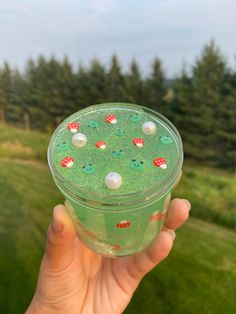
56,116 -> 62,126
0,108 -> 5,123
23,112 -> 30,130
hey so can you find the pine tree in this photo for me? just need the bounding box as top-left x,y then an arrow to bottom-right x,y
0,62 -> 12,123
174,41 -> 230,165
125,59 -> 144,104
107,55 -> 126,101
33,55 -> 71,127
87,59 -> 108,104
45,55 -> 65,121
21,57 -> 48,129
60,56 -> 76,117
24,57 -> 43,108
216,71 -> 236,171
145,58 -> 166,112
171,65 -> 197,158
9,68 -> 26,127
74,64 -> 91,108
191,40 -> 229,165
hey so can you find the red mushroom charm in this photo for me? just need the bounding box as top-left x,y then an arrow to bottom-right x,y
84,229 -> 97,240
116,220 -> 131,228
61,157 -> 74,168
150,208 -> 167,221
96,141 -> 106,150
133,138 -> 144,148
67,122 -> 79,133
112,244 -> 122,251
105,114 -> 117,124
153,157 -> 167,169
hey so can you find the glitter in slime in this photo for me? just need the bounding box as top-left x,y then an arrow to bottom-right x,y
48,103 -> 183,257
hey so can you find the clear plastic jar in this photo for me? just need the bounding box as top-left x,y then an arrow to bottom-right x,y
48,103 -> 183,257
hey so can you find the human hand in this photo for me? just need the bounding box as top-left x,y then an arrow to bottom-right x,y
26,198 -> 190,314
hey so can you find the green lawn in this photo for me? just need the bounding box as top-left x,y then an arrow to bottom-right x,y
0,160 -> 63,313
173,165 -> 236,230
0,125 -> 236,313
0,124 -> 49,161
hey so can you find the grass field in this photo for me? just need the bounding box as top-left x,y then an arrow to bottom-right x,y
0,124 -> 236,314
173,165 -> 236,230
0,124 -> 49,161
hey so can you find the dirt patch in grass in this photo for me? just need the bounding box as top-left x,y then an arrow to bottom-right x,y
0,142 -> 36,159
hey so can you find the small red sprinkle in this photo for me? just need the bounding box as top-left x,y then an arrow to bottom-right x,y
84,229 -> 97,239
150,211 -> 165,221
116,220 -> 131,228
112,244 -> 122,251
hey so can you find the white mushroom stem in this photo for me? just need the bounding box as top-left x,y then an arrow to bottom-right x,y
67,161 -> 74,168
160,163 -> 167,169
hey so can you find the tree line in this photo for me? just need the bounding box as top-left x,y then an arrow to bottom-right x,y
0,40 -> 235,171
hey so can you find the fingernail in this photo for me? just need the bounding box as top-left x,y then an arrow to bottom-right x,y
167,229 -> 176,241
181,199 -> 191,211
52,208 -> 64,233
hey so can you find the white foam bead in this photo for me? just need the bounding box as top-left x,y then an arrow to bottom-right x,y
72,133 -> 87,147
105,172 -> 122,190
142,121 -> 156,135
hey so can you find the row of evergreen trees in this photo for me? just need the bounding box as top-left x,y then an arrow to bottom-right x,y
0,41 -> 235,171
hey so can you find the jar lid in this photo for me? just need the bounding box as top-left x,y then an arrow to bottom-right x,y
48,103 -> 183,207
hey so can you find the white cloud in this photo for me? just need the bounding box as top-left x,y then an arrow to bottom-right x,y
149,0 -> 236,31
87,0 -> 116,13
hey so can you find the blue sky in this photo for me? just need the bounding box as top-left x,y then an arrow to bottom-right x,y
0,0 -> 236,77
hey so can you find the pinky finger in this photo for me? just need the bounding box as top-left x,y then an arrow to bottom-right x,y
125,229 -> 175,281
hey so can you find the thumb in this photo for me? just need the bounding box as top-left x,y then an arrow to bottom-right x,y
43,204 -> 77,271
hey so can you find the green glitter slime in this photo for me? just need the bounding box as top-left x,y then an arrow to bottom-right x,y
48,103 -> 183,257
